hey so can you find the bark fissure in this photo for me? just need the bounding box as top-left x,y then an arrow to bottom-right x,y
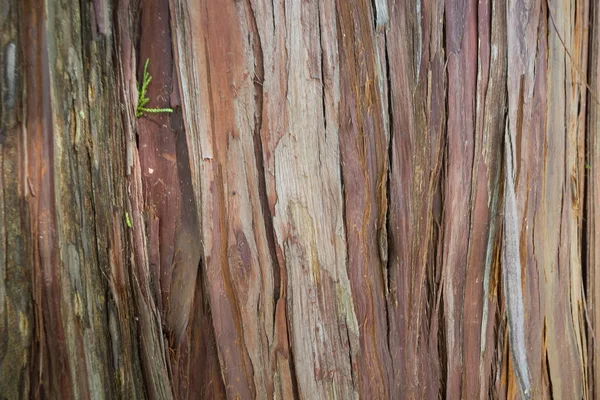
247,0 -> 281,319
383,31 -> 393,330
317,5 -> 327,139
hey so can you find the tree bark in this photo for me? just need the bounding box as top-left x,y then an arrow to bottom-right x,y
0,0 -> 597,398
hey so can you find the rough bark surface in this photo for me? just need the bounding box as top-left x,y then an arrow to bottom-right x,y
0,0 -> 597,399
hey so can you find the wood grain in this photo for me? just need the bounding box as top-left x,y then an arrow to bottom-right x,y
0,0 -> 597,398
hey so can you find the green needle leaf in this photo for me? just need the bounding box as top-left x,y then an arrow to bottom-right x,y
136,58 -> 173,118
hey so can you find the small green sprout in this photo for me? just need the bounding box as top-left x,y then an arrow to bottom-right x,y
125,212 -> 132,228
586,163 -> 591,170
136,58 -> 173,118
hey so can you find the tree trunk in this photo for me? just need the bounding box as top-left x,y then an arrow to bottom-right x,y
0,0 -> 597,398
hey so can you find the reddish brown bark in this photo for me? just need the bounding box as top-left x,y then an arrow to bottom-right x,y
0,0 -> 598,399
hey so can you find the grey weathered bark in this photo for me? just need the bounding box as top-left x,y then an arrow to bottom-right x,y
0,0 -> 597,398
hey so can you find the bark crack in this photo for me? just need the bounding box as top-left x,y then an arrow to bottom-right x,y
246,0 -> 282,328
318,5 -> 327,140
383,32 -> 393,351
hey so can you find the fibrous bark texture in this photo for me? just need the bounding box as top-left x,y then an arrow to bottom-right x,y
0,0 -> 598,399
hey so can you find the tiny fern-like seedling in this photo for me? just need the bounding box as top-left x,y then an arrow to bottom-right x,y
136,58 -> 173,118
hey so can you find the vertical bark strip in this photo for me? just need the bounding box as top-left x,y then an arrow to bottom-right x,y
0,0 -> 596,398
385,0 -> 447,397
588,1 -> 600,398
504,121 -> 532,397
336,0 -> 392,397
443,0 -> 479,395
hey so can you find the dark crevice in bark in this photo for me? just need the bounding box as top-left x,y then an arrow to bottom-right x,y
467,0 -> 481,223
582,14 -> 595,390
558,0 -> 568,281
334,0 -> 349,326
133,6 -> 144,152
283,281 -> 301,400
316,2 -> 327,145
582,163 -> 589,310
437,286 -> 448,399
344,319 -> 357,388
438,142 -> 450,398
557,167 -> 566,280
270,0 -> 276,34
282,1 -> 290,111
105,297 -> 118,395
439,0 -> 448,285
437,6 -> 449,394
545,338 -> 555,398
247,0 -> 281,321
414,1 -> 422,84
582,0 -> 596,334
383,32 -> 393,355
495,115 -> 507,396
369,0 -> 377,28
494,304 -> 507,394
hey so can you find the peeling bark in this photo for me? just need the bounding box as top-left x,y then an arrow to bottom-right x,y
0,0 -> 598,399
